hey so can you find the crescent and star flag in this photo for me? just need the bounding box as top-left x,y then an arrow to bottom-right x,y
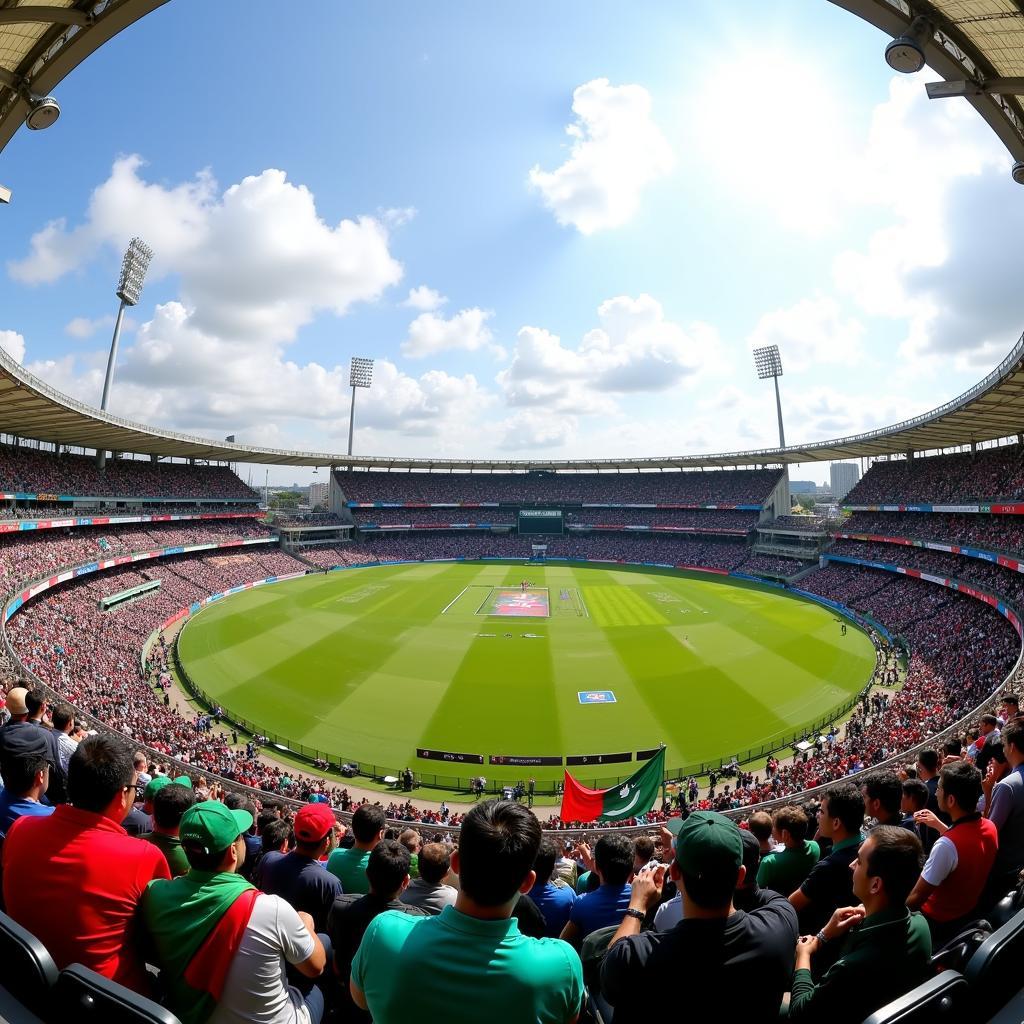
559,746 -> 666,823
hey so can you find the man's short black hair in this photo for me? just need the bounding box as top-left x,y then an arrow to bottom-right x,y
1004,717 -> 1024,754
864,825 -> 924,904
1001,694 -> 1020,710
152,783 -> 196,830
633,836 -> 655,863
862,771 -> 902,818
183,843 -> 231,872
224,795 -> 257,833
901,778 -> 929,809
822,783 -> 865,834
351,804 -> 386,843
0,752 -> 48,795
418,842 -> 452,885
594,834 -> 633,888
943,737 -> 962,757
456,799 -> 541,907
68,734 -> 134,813
981,714 -> 1000,729
50,703 -> 73,731
366,839 -> 411,897
940,760 -> 983,812
916,749 -> 940,774
533,839 -> 558,885
260,817 -> 292,853
24,688 -> 46,717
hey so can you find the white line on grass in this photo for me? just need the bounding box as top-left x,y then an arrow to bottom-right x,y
577,588 -> 590,619
440,587 -> 469,615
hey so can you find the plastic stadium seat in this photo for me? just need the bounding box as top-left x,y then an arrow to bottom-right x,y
987,881 -> 1024,930
54,965 -> 182,1024
861,971 -> 967,1024
0,910 -> 58,1018
964,908 -> 1024,1019
929,920 -> 991,974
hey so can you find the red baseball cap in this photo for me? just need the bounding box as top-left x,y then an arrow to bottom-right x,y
294,802 -> 337,843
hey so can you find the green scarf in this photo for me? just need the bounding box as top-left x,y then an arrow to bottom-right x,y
142,870 -> 255,1024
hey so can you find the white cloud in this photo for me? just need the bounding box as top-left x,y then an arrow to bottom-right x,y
403,285 -> 448,311
498,410 -> 577,451
748,296 -> 865,372
498,294 -> 707,414
528,78 -> 673,234
0,330 -> 25,364
63,314 -> 134,339
402,307 -> 498,358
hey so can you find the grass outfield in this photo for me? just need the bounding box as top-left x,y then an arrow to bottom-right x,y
176,562 -> 876,787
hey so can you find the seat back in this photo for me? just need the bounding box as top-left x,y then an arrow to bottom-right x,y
929,920 -> 991,974
0,910 -> 58,1017
964,908 -> 1024,1017
54,965 -> 181,1024
862,971 -> 967,1024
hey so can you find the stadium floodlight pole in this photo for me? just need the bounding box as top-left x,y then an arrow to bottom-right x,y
101,237 -> 153,412
753,344 -> 786,449
347,357 -> 374,457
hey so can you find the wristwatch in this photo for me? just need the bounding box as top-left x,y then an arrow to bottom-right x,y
624,908 -> 646,922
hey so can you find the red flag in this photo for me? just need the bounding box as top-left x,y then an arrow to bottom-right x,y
559,771 -> 605,822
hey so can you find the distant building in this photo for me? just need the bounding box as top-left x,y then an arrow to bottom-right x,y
790,479 -> 816,494
830,462 -> 860,501
309,481 -> 329,507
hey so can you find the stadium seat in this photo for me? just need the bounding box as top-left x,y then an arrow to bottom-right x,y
929,920 -> 991,974
861,971 -> 967,1024
964,908 -> 1024,1018
986,881 -> 1024,930
0,910 -> 58,1019
54,965 -> 182,1024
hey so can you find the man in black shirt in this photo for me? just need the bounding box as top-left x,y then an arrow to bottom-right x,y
601,811 -> 798,1021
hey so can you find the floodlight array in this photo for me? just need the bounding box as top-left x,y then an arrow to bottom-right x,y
115,237 -> 154,306
350,357 -> 374,388
753,344 -> 783,380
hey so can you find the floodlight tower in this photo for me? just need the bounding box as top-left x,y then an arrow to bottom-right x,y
101,237 -> 153,412
753,344 -> 786,449
347,357 -> 374,457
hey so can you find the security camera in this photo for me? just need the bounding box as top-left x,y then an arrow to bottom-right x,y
885,16 -> 933,74
24,94 -> 60,131
1013,161 -> 1024,186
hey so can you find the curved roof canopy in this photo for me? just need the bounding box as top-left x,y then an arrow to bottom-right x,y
0,0 -> 168,153
0,0 -> 1022,470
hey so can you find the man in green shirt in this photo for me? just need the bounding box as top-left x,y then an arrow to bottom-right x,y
141,777 -> 195,877
327,804 -> 385,894
757,805 -> 820,896
788,825 -> 931,1021
350,799 -> 583,1024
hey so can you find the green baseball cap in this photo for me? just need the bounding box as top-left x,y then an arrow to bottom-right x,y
671,811 -> 743,877
179,800 -> 252,856
144,775 -> 193,803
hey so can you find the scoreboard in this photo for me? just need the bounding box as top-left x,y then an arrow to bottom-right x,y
518,509 -> 563,535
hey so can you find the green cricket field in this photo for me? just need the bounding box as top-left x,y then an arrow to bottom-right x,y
176,562 -> 876,787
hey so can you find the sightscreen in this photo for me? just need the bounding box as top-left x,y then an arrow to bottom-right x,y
518,509 -> 563,535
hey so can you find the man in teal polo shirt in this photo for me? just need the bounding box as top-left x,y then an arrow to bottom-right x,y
350,799 -> 582,1024
326,804 -> 385,894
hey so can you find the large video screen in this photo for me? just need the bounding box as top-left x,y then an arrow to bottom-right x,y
518,509 -> 563,535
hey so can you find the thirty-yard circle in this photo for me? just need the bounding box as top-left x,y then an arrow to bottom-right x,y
177,563 -> 877,786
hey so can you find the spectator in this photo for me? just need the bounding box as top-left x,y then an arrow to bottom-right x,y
140,778 -> 196,877
908,760 -> 998,942
1,734 -> 169,991
975,715 -> 1002,775
253,818 -> 293,890
398,827 -> 421,877
527,839 -> 577,937
560,833 -> 633,946
747,810 -> 776,856
915,749 -> 944,852
983,717 -> 1024,904
327,804 -> 384,894
789,784 -> 864,936
788,826 -> 931,1021
861,771 -> 906,829
142,800 -> 327,1024
601,811 -> 798,1021
756,806 -> 820,895
0,727 -> 54,834
554,841 -> 578,887
350,800 -> 583,1024
51,703 -> 77,774
262,802 -> 342,933
900,778 -> 930,842
329,840 -> 428,1020
399,841 -> 458,915
632,836 -> 657,873
999,694 -> 1022,723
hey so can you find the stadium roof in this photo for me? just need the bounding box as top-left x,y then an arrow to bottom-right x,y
3,331 -> 1024,469
0,1 -> 169,154
0,0 -> 1022,470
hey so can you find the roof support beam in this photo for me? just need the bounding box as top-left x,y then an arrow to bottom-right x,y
927,79 -> 1024,99
0,8 -> 92,28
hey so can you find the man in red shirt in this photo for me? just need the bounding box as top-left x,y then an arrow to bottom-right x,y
2,733 -> 170,992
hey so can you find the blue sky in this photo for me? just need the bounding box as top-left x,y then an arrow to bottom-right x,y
1,0 -> 1022,484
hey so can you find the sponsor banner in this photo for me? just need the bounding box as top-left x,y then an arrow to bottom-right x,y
417,747 -> 484,765
845,503 -> 1024,516
730,572 -> 786,588
489,755 -> 563,766
566,751 -> 631,765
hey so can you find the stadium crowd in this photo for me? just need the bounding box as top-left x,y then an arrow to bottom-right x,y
0,502 -> 261,521
845,443 -> 1024,505
336,467 -> 783,505
840,510 -> 1024,555
0,446 -> 260,500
